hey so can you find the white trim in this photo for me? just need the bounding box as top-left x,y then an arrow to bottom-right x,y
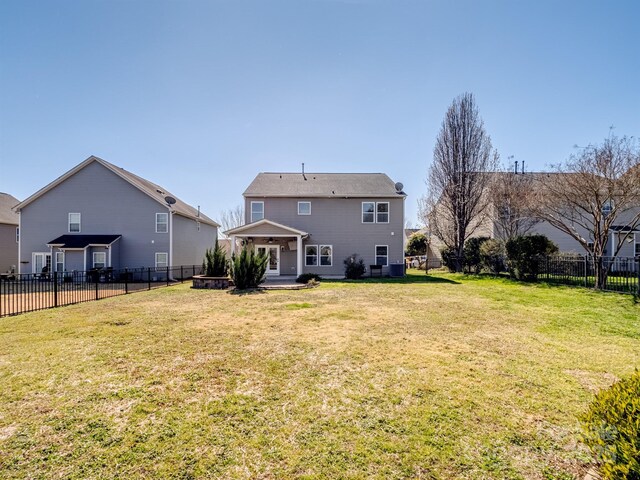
83,248 -> 87,271
17,212 -> 21,273
224,218 -> 309,237
155,252 -> 168,268
296,235 -> 303,276
55,251 -> 65,272
108,246 -> 112,268
93,251 -> 106,269
297,201 -> 311,215
305,244 -> 318,266
68,212 -> 81,233
156,212 -> 169,233
319,244 -> 333,266
255,244 -> 280,275
375,245 -> 389,266
250,201 -> 264,223
376,202 -> 390,224
362,202 -> 375,223
32,252 -> 52,274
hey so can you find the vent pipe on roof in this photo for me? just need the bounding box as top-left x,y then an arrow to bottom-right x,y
514,160 -> 518,174
302,162 -> 307,181
197,205 -> 200,217
521,160 -> 525,174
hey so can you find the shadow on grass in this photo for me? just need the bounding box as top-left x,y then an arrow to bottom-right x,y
322,274 -> 461,285
227,288 -> 268,296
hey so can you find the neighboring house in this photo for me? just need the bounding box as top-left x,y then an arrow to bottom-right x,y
225,172 -> 406,277
14,156 -> 219,274
0,193 -> 20,273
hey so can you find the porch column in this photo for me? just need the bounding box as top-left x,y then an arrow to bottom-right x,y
230,235 -> 236,256
296,235 -> 303,276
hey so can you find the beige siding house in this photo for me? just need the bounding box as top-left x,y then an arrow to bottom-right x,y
225,172 -> 407,277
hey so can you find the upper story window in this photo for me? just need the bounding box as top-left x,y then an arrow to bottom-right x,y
298,201 -> 311,215
68,213 -> 81,233
251,201 -> 264,223
16,227 -> 19,243
602,199 -> 614,217
156,213 -> 168,233
362,202 -> 390,223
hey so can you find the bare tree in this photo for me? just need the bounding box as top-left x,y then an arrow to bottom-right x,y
490,167 -> 539,241
425,93 -> 498,271
533,133 -> 640,289
218,205 -> 244,236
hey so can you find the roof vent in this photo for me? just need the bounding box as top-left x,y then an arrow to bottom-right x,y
395,182 -> 404,192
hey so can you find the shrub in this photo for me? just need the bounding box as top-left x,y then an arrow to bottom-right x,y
440,247 -> 460,273
203,239 -> 229,277
230,247 -> 268,289
505,235 -> 558,280
344,254 -> 366,279
580,370 -> 640,479
296,273 -> 322,284
463,237 -> 489,274
406,233 -> 428,256
480,239 -> 506,274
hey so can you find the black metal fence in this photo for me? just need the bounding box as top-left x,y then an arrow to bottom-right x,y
0,265 -> 204,318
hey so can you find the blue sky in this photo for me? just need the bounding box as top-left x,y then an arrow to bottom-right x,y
1,0 -> 638,225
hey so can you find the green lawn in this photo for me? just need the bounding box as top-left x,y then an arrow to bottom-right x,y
1,271 -> 638,479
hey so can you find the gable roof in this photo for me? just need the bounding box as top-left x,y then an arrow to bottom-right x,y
244,173 -> 406,198
47,234 -> 122,248
14,156 -> 219,227
224,219 -> 309,237
0,193 -> 19,225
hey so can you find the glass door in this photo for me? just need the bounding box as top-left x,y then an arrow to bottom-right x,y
256,245 -> 280,275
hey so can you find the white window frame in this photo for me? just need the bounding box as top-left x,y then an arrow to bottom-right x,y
16,227 -> 19,243
375,245 -> 388,266
298,201 -> 311,215
55,252 -> 65,272
305,245 -> 318,266
68,213 -> 81,233
156,213 -> 169,233
155,252 -> 168,268
93,252 -> 106,269
319,245 -> 333,266
32,252 -> 52,274
376,202 -> 390,224
362,202 -> 375,223
251,201 -> 264,223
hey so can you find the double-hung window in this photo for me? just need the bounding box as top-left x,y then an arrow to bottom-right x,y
155,252 -> 168,268
251,201 -> 264,223
375,245 -> 388,266
320,245 -> 332,266
93,252 -> 106,269
68,213 -> 81,232
156,213 -> 168,233
305,245 -> 318,266
298,201 -> 311,215
55,252 -> 65,272
16,227 -> 19,243
362,202 -> 390,223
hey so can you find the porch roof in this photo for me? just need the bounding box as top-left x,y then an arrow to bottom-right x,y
224,219 -> 309,237
47,234 -> 122,248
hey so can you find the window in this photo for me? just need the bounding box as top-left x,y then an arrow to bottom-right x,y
320,245 -> 333,266
55,252 -> 65,272
93,252 -> 106,269
376,202 -> 389,223
251,201 -> 264,223
16,227 -> 19,243
156,213 -> 168,233
68,213 -> 81,233
603,200 -> 614,217
32,253 -> 51,274
298,201 -> 311,215
155,252 -> 168,268
375,245 -> 388,266
362,202 -> 375,223
635,233 -> 640,257
305,245 -> 318,266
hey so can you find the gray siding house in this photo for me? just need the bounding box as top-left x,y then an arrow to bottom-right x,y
14,156 -> 219,274
0,193 -> 20,273
225,172 -> 406,277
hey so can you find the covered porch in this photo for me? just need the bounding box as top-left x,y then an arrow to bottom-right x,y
225,220 -> 309,277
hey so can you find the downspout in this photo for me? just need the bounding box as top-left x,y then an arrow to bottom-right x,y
169,207 -> 174,267
17,211 -> 21,274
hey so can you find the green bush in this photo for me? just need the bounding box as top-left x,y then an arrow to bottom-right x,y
440,247 -> 461,273
203,239 -> 229,277
480,239 -> 506,274
505,235 -> 558,280
230,247 -> 268,289
406,233 -> 428,256
296,273 -> 322,284
344,254 -> 366,279
463,237 -> 489,273
580,370 -> 640,479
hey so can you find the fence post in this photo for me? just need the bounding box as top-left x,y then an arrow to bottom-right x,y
636,257 -> 640,297
166,266 -> 170,286
124,268 -> 129,294
181,266 -> 184,283
584,256 -> 588,288
53,271 -> 58,307
95,272 -> 99,300
148,267 -> 151,291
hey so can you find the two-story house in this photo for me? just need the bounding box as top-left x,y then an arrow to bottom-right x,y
225,172 -> 406,277
14,156 -> 219,274
0,193 -> 20,273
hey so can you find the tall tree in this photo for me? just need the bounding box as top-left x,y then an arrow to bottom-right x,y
425,93 -> 498,271
490,166 -> 539,241
533,133 -> 640,289
218,205 -> 244,237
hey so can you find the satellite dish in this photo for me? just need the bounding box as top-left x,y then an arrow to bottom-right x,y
164,196 -> 177,205
394,182 -> 404,192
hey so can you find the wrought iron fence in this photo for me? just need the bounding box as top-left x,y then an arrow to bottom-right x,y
0,265 -> 204,318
